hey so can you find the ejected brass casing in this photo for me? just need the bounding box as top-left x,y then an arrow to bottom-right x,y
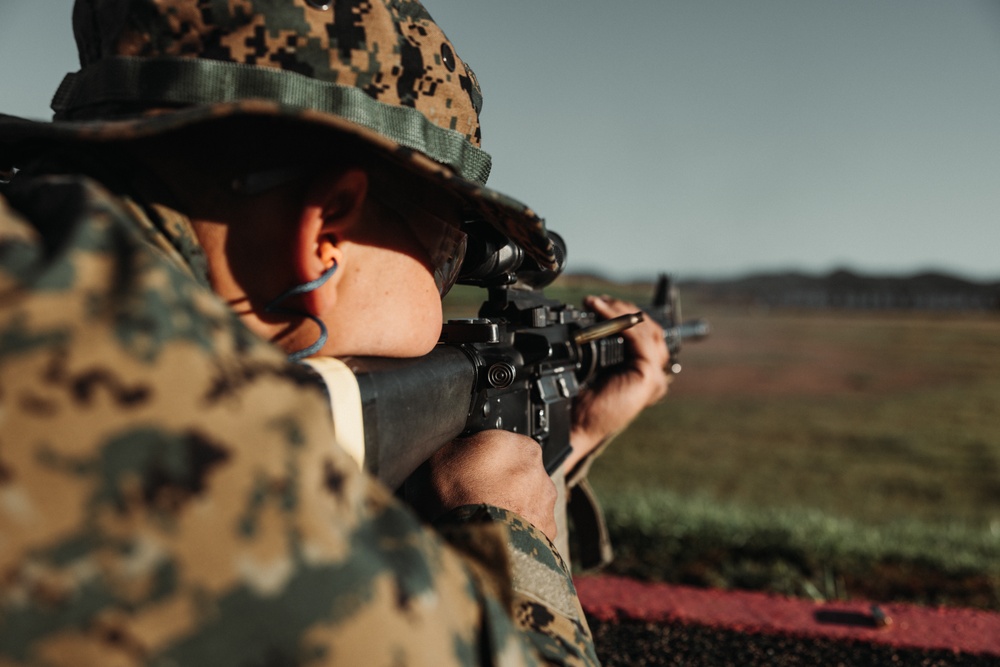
573,312 -> 644,344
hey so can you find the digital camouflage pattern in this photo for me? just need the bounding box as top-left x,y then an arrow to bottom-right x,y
0,173 -> 598,666
67,0 -> 486,145
0,0 -> 556,270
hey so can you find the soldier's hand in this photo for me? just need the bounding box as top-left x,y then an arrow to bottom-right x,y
405,430 -> 558,540
564,294 -> 670,471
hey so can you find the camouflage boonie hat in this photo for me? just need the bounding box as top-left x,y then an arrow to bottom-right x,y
0,0 -> 555,269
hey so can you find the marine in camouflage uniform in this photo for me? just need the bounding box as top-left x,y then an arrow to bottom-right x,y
0,1 -> 601,664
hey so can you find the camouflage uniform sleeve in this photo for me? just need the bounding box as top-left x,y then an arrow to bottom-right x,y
0,176 -> 597,667
437,506 -> 599,667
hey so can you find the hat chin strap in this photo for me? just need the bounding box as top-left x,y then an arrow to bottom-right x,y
51,56 -> 493,186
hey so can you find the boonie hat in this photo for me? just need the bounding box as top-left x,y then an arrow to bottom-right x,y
0,0 -> 556,269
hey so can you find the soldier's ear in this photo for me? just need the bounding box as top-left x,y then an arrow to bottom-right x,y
293,168 -> 369,316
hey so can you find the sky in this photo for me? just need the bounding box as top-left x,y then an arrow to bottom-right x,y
1,1 -> 999,281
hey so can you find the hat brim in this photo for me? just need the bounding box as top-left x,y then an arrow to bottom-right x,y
0,100 -> 556,270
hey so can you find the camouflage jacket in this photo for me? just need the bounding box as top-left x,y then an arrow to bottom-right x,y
0,173 -> 598,666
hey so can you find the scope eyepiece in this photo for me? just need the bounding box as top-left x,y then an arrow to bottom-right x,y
458,221 -> 566,290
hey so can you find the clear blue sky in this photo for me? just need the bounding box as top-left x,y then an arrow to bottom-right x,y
2,1 -> 999,280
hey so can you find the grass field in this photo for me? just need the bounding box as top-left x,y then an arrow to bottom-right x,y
444,280 -> 1000,609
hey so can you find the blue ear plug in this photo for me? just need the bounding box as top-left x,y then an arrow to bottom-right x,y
264,260 -> 338,361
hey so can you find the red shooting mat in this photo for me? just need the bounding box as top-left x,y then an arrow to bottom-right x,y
577,575 -> 1000,656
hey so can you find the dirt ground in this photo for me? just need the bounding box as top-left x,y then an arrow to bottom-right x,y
589,617 -> 998,667
669,308 -> 999,398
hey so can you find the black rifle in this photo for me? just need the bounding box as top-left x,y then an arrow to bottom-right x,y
306,222 -> 708,490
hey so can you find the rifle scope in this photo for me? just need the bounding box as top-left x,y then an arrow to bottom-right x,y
458,220 -> 566,290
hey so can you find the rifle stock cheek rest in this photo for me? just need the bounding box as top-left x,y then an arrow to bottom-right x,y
338,346 -> 478,490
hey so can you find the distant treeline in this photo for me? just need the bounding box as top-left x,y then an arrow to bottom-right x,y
678,269 -> 1000,310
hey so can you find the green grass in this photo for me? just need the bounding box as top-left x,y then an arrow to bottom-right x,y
591,389 -> 1000,528
597,488 -> 1000,609
445,279 -> 1000,608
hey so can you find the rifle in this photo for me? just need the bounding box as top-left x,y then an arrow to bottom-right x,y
302,221 -> 709,490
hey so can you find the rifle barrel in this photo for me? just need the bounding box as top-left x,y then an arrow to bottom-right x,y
671,318 -> 710,342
